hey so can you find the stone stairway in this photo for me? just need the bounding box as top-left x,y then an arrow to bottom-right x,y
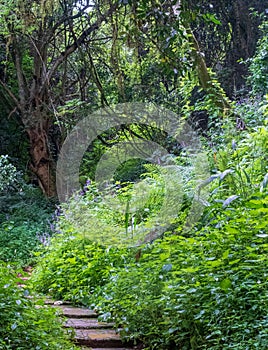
48,300 -> 137,350
18,271 -> 139,350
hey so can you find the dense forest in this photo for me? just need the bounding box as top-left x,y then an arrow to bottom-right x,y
0,0 -> 268,349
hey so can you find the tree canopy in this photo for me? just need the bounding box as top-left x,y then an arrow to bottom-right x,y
0,0 -> 267,196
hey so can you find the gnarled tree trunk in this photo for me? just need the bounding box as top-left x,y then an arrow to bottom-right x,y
26,122 -> 56,197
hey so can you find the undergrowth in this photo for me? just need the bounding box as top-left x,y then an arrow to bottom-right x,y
32,124 -> 268,349
0,179 -> 54,267
0,263 -> 78,350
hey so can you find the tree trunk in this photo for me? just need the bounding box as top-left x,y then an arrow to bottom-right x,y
22,108 -> 56,197
26,120 -> 56,197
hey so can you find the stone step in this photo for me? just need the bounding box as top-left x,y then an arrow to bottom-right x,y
54,305 -> 98,318
74,329 -> 123,348
65,318 -> 114,329
16,274 -> 30,288
45,299 -> 72,305
45,301 -> 137,348
20,276 -> 30,281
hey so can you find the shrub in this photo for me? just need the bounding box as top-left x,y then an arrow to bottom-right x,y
32,190 -> 268,349
32,125 -> 268,349
234,97 -> 266,129
32,234 -> 135,305
94,192 -> 268,349
0,223 -> 41,266
211,126 -> 268,199
248,20 -> 268,96
53,176 -> 167,247
0,155 -> 18,192
0,263 -> 78,350
0,183 -> 55,267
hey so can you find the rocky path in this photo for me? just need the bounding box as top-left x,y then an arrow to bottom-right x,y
47,300 -> 136,350
18,271 -> 138,350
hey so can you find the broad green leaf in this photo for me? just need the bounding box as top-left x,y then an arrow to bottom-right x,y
220,278 -> 232,291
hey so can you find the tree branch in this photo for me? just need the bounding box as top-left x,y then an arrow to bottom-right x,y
46,2 -> 119,84
0,79 -> 21,110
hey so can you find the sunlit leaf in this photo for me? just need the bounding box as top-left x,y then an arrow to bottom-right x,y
220,278 -> 232,291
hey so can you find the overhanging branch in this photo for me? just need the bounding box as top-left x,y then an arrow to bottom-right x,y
46,2 -> 118,84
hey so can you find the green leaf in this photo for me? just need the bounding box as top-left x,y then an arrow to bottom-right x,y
222,250 -> 229,260
202,13 -> 222,25
220,278 -> 232,291
229,259 -> 240,265
225,227 -> 239,234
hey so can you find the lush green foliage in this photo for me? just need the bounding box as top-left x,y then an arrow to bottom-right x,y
0,222 -> 43,267
0,155 -> 17,192
211,126 -> 268,198
96,191 -> 268,349
32,191 -> 268,349
32,120 -> 268,349
0,183 -> 54,267
0,263 -> 78,349
1,2 -> 268,349
32,235 -> 134,305
234,97 -> 266,129
248,20 -> 268,96
42,158 -> 200,248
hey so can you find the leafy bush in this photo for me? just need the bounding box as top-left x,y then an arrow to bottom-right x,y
0,222 -> 49,267
51,154 -> 202,249
32,190 -> 268,349
53,176 -> 166,247
0,155 -> 18,192
32,125 -> 268,349
0,263 -> 78,350
248,20 -> 268,96
114,158 -> 148,182
0,184 -> 54,267
0,183 -> 54,223
234,97 -> 266,129
32,234 -> 135,305
93,192 -> 268,349
212,126 -> 268,199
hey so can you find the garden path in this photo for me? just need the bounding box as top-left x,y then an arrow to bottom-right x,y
19,270 -> 139,350
47,299 -> 136,350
